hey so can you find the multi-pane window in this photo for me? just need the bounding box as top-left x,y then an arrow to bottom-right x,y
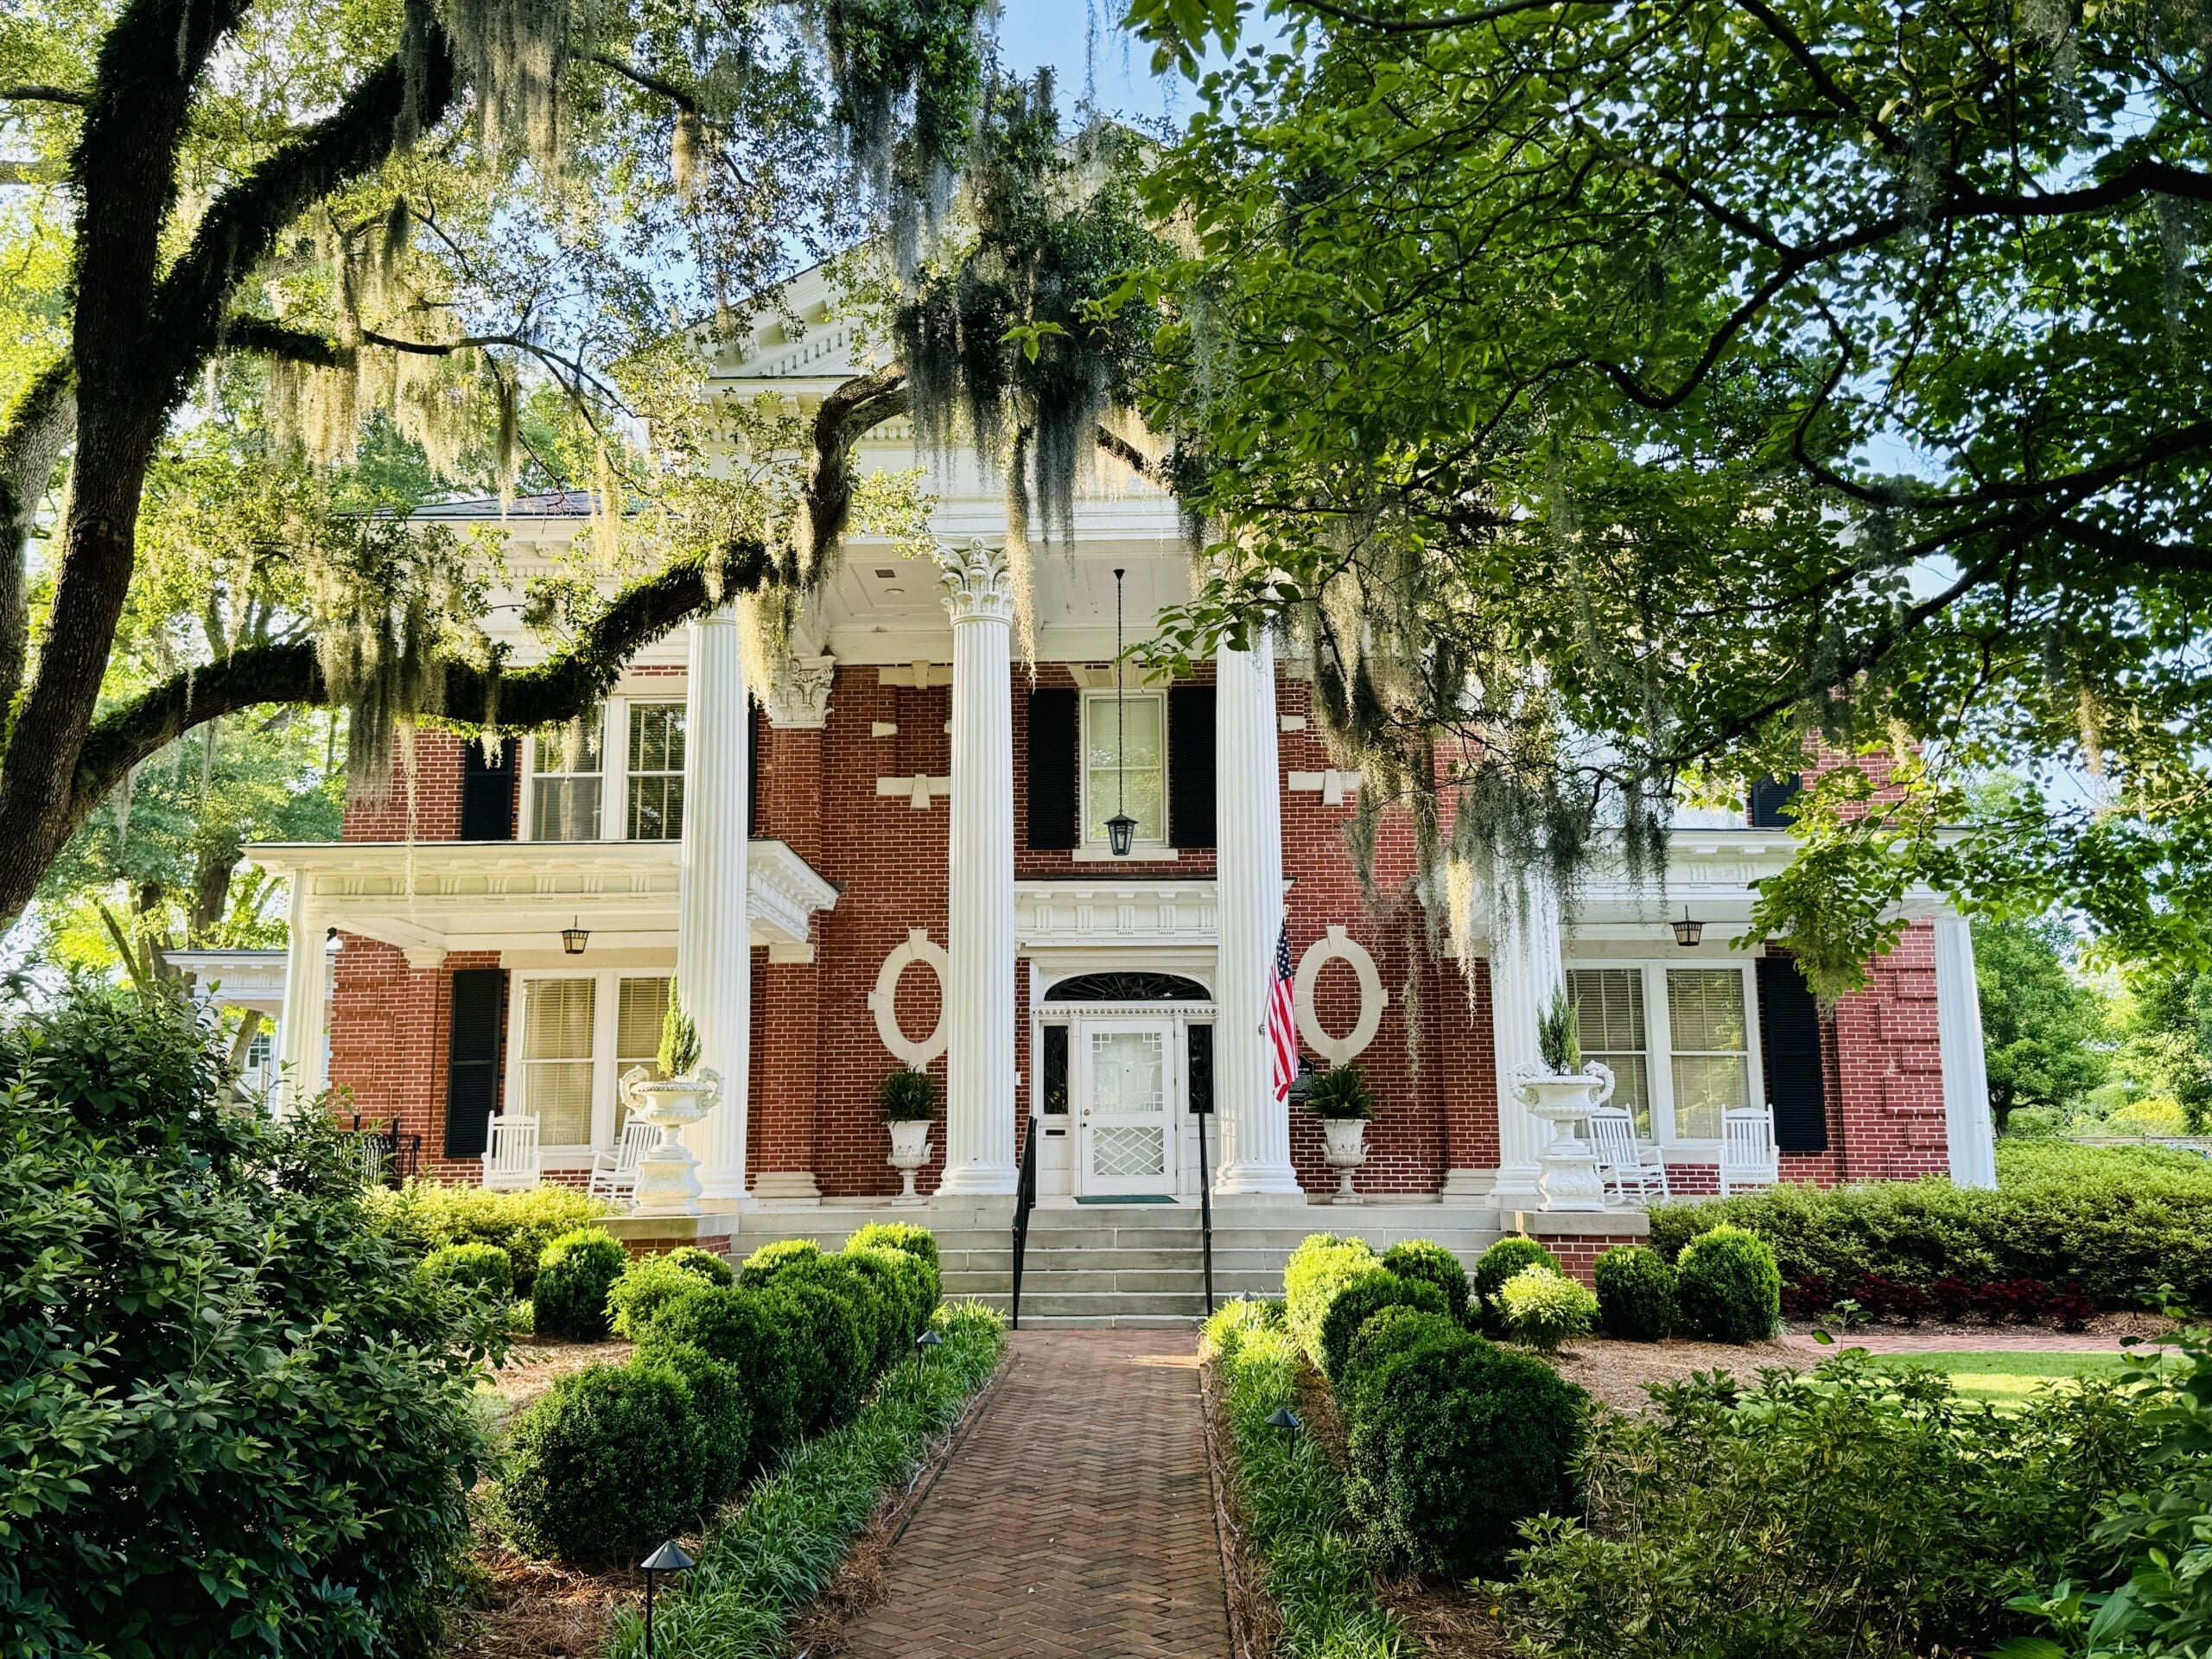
626,704 -> 686,841
1667,969 -> 1752,1141
1561,963 -> 1764,1147
521,977 -> 596,1145
531,713 -> 605,842
1567,968 -> 1651,1137
613,976 -> 671,1129
1083,690 -> 1166,845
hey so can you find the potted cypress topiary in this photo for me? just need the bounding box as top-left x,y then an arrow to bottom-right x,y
620,992 -> 722,1218
1306,1063 -> 1375,1204
880,1067 -> 934,1205
1514,987 -> 1610,1212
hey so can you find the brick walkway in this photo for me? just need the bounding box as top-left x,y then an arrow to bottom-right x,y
836,1329 -> 1231,1659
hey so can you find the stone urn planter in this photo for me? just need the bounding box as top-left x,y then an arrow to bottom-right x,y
1320,1117 -> 1369,1205
886,1118 -> 931,1205
1512,1062 -> 1613,1212
620,1065 -> 723,1218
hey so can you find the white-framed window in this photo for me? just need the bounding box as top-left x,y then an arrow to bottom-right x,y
520,695 -> 692,842
1080,689 -> 1167,848
507,969 -> 674,1151
529,711 -> 606,842
626,702 -> 686,841
1567,968 -> 1651,1138
1563,961 -> 1765,1147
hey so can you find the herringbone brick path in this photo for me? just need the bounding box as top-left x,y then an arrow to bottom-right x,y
837,1328 -> 1232,1658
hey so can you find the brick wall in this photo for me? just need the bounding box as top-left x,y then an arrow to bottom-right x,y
327,938 -> 504,1183
340,728 -> 467,841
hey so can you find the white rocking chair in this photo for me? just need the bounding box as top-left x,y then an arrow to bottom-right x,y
588,1118 -> 661,1205
1588,1106 -> 1670,1205
1719,1108 -> 1780,1196
481,1113 -> 543,1192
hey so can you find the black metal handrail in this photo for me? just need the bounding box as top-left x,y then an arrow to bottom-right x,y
1196,1103 -> 1215,1317
1010,1123 -> 1039,1330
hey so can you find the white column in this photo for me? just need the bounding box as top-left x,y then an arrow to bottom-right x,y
1934,908 -> 1999,1189
1213,632 -> 1302,1195
936,542 -> 1019,1195
277,875 -> 329,1112
680,607 -> 753,1201
1489,863 -> 1565,1206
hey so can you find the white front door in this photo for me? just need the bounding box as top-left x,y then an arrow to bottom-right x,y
1076,1016 -> 1178,1197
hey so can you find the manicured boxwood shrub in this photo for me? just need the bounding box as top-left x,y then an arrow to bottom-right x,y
636,1282 -> 804,1462
1498,1266 -> 1599,1353
1382,1238 -> 1471,1323
1675,1225 -> 1782,1343
1317,1267 -> 1449,1382
770,1277 -> 871,1430
2,983 -> 498,1657
1648,1141 -> 2212,1316
500,1358 -> 715,1563
531,1228 -> 630,1341
1472,1236 -> 1563,1332
849,1220 -> 941,1271
364,1179 -> 617,1294
652,1342 -> 752,1510
846,1243 -> 931,1354
420,1239 -> 516,1301
739,1236 -> 825,1287
1592,1244 -> 1676,1341
1283,1234 -> 1380,1366
1337,1308 -> 1586,1574
606,1246 -> 733,1338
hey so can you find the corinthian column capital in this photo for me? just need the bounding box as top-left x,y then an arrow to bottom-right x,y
938,540 -> 1014,625
763,655 -> 836,729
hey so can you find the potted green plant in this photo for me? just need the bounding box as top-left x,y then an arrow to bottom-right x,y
620,990 -> 723,1218
1306,1063 -> 1375,1205
880,1067 -> 934,1205
1516,986 -> 1610,1213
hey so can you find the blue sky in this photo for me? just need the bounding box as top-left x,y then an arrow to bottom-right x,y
991,2 -> 1234,128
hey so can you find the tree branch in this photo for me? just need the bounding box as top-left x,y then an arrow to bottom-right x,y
585,52 -> 701,116
801,363 -> 910,571
0,358 -> 77,719
0,85 -> 91,106
1290,0 -> 1599,34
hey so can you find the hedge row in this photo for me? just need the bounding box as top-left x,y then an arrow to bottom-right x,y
1649,1141 -> 2212,1314
1200,1301 -> 1407,1658
499,1227 -> 944,1563
1281,1235 -> 1586,1575
365,1181 -> 617,1295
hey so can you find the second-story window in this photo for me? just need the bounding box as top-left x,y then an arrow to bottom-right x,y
1082,689 -> 1166,847
626,703 -> 686,840
531,711 -> 605,842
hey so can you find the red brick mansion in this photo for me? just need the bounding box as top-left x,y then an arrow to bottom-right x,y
246,267 -> 1997,1281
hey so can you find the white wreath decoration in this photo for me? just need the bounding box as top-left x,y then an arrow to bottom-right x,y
868,928 -> 949,1068
1293,925 -> 1389,1065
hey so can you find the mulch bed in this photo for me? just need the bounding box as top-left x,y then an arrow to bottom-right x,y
480,1337 -> 635,1419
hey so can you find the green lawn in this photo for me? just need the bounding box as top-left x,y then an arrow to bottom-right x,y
1887,1349 -> 2177,1403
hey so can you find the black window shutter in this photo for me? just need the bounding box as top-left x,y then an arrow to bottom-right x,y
1027,688 -> 1078,849
1757,955 -> 1828,1152
1167,685 -> 1217,849
444,969 -> 506,1157
460,738 -> 518,841
1750,774 -> 1804,828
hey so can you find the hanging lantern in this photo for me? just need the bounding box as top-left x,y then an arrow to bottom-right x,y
1671,906 -> 1704,948
1107,811 -> 1137,858
561,916 -> 591,956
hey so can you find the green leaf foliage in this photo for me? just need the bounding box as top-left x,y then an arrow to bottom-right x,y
1674,1226 -> 1783,1344
1281,1233 -> 1380,1370
1592,1245 -> 1676,1343
606,1246 -> 732,1340
419,1240 -> 516,1302
1303,1062 -> 1376,1122
1317,1268 -> 1448,1383
1490,1354 -> 2169,1659
607,1303 -> 1006,1659
1499,1267 -> 1599,1356
363,1180 -> 616,1294
0,982 -> 499,1656
1198,1300 -> 1408,1659
1338,1308 -> 1586,1576
1381,1238 -> 1471,1324
1649,1142 -> 2212,1313
1472,1237 -> 1564,1334
531,1229 -> 629,1342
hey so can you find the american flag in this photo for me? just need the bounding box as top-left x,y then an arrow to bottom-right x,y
1267,921 -> 1299,1104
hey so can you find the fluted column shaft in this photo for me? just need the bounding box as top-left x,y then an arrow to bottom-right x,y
1489,864 -> 1565,1205
1934,909 -> 1998,1189
680,607 -> 752,1200
278,876 -> 328,1112
937,543 -> 1019,1195
1213,633 -> 1302,1194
